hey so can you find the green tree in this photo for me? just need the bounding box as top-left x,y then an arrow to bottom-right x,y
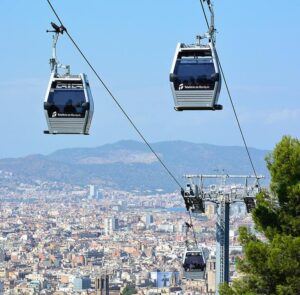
121,286 -> 137,295
220,136 -> 300,295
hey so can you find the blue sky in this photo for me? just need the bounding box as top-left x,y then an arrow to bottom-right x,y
0,0 -> 299,158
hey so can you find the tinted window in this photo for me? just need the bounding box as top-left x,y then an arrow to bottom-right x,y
175,58 -> 215,79
183,252 -> 205,271
47,89 -> 86,118
173,58 -> 216,91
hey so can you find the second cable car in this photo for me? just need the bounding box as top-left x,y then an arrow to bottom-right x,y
170,41 -> 221,111
170,0 -> 222,111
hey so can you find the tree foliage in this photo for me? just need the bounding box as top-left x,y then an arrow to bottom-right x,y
121,286 -> 138,295
220,136 -> 300,295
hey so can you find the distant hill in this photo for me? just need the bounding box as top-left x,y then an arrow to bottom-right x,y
0,140 -> 270,192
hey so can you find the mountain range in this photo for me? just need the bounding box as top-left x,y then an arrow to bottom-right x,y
0,140 -> 270,192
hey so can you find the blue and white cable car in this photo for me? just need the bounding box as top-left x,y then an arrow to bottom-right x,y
170,41 -> 221,111
170,0 -> 222,111
44,23 -> 94,135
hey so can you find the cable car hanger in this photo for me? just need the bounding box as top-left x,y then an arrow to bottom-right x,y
46,22 -> 70,76
170,0 -> 222,111
43,22 -> 94,135
203,0 -> 216,43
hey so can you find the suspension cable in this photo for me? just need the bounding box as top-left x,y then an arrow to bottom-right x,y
200,0 -> 210,29
199,0 -> 260,185
46,0 -> 183,190
188,211 -> 198,247
46,0 -> 200,247
218,59 -> 260,183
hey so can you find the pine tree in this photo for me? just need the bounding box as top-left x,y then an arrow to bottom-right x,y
121,285 -> 138,295
220,136 -> 300,295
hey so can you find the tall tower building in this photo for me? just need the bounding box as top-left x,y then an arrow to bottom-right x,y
104,217 -> 119,235
95,274 -> 109,295
206,255 -> 216,293
88,185 -> 97,200
0,243 -> 4,263
145,214 -> 154,229
205,203 -> 216,219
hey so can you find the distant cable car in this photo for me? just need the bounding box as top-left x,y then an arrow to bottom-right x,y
182,247 -> 206,280
170,0 -> 222,111
44,22 -> 94,135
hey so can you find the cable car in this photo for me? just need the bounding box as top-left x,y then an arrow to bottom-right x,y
44,73 -> 94,135
182,247 -> 206,280
170,41 -> 222,111
44,22 -> 94,135
170,0 -> 222,111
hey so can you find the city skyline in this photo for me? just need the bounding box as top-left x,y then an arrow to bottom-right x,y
0,179 -> 249,294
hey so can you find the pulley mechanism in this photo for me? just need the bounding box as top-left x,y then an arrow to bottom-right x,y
46,22 -> 70,76
181,183 -> 205,213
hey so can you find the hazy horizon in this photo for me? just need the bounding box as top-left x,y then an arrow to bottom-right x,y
0,138 -> 272,160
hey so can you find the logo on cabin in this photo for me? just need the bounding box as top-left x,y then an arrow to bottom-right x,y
52,112 -> 57,118
179,83 -> 184,90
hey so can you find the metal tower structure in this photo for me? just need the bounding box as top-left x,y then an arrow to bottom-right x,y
182,174 -> 264,294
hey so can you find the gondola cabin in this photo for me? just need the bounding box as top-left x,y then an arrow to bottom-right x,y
170,42 -> 222,111
44,73 -> 94,134
182,248 -> 206,280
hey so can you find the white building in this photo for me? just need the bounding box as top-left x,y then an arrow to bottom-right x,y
88,185 -> 97,199
104,217 -> 118,235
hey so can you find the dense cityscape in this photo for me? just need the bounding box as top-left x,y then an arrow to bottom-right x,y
0,169 -> 254,295
1,0 -> 298,293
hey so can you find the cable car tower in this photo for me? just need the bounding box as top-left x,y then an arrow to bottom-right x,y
182,174 -> 264,294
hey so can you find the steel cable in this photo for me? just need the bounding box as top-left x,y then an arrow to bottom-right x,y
46,0 -> 201,247
46,0 -> 183,190
199,0 -> 260,185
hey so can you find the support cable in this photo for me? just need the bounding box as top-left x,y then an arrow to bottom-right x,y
218,60 -> 260,184
188,211 -> 198,247
46,0 -> 200,247
200,0 -> 210,30
199,0 -> 260,185
46,0 -> 183,190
